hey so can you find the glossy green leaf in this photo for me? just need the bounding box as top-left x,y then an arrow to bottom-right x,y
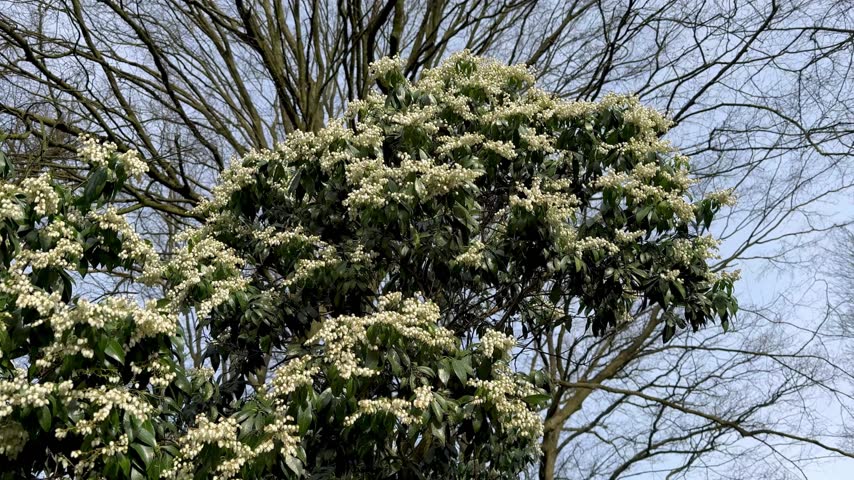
104,339 -> 125,365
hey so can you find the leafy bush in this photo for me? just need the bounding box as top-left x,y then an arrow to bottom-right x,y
0,52 -> 737,479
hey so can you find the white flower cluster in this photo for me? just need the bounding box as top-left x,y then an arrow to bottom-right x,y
41,385 -> 154,470
617,136 -> 674,157
72,387 -> 153,436
631,162 -> 659,181
195,276 -> 250,320
341,158 -> 388,207
0,271 -> 61,316
659,269 -> 681,282
68,433 -> 130,472
143,359 -> 178,389
165,414 -> 299,480
269,355 -> 318,403
0,370 -> 72,420
614,229 -> 645,243
369,55 -> 405,81
345,397 -> 406,427
190,366 -> 216,381
0,173 -> 61,221
117,150 -> 148,180
593,170 -> 630,189
402,152 -> 484,198
0,181 -> 25,220
342,150 -> 483,213
418,51 -> 534,100
130,303 -> 177,346
705,269 -> 742,283
344,93 -> 387,122
0,421 -> 28,458
390,104 -> 442,135
282,245 -> 339,288
671,239 -> 693,264
705,188 -> 737,206
436,133 -> 485,156
510,177 -> 580,251
308,120 -> 361,171
547,100 -> 599,121
0,174 -> 178,381
658,166 -> 696,191
78,136 -> 148,179
519,129 -> 555,153
693,235 -> 721,257
610,94 -> 674,132
78,135 -> 117,168
307,293 -> 457,379
20,174 -> 60,217
594,169 -> 695,222
468,365 -> 543,440
573,236 -> 620,255
89,209 -> 161,275
348,243 -> 377,264
99,433 -> 129,458
344,385 -> 434,427
164,235 -> 245,309
477,330 -> 516,358
481,103 -> 543,126
510,178 -> 578,219
671,235 -> 722,265
37,335 -> 94,366
195,153 -> 264,214
1,239 -> 176,362
344,399 -> 412,427
453,240 -> 486,268
412,385 -> 433,410
166,416 -> 246,479
15,220 -> 82,270
483,140 -> 518,159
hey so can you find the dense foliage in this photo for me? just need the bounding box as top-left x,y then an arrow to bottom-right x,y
0,53 -> 737,479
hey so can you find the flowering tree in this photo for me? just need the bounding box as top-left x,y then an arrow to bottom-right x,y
0,53 -> 737,479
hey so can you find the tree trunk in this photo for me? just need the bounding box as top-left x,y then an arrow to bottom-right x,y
540,427 -> 560,480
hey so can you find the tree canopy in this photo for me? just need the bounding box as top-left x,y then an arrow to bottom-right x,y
0,53 -> 737,479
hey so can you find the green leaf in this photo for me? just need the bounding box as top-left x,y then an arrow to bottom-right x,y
414,178 -> 427,199
388,348 -> 402,375
438,366 -> 451,385
82,167 -> 109,206
131,443 -> 154,467
472,413 -> 482,433
202,382 -> 214,401
430,399 -> 443,420
284,455 -> 304,476
431,424 -> 446,446
522,394 -> 551,406
0,145 -> 12,178
636,205 -> 652,222
316,388 -> 333,411
173,372 -> 191,394
297,405 -> 312,435
672,280 -> 686,300
130,465 -> 145,480
104,339 -> 125,365
146,457 -> 162,479
37,405 -> 52,431
662,323 -> 675,343
118,454 -> 131,476
452,359 -> 468,383
136,420 -> 157,447
549,282 -> 562,303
